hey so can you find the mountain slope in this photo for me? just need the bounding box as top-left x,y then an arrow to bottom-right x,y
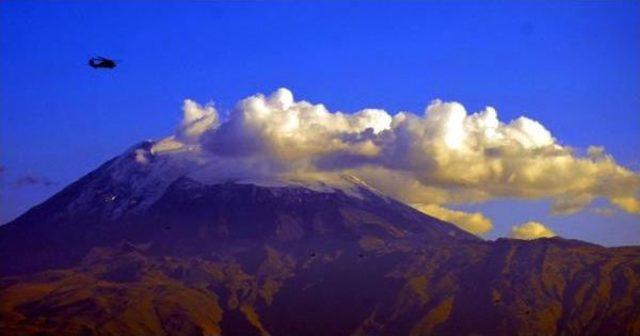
0,141 -> 477,277
2,238 -> 639,336
1,143 -> 639,335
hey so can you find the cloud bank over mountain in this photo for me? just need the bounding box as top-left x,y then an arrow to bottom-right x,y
142,88 -> 640,232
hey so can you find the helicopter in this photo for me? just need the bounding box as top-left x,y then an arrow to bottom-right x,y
88,56 -> 117,69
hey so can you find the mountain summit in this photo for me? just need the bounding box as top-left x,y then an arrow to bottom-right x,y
0,141 -> 476,276
1,141 -> 639,336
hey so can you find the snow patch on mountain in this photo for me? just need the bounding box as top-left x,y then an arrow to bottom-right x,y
65,140 -> 389,219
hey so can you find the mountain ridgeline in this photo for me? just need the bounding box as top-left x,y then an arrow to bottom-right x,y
1,143 -> 639,335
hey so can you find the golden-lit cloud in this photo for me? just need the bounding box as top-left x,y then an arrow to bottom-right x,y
611,197 -> 640,214
509,221 -> 556,240
144,88 -> 640,218
412,204 -> 493,235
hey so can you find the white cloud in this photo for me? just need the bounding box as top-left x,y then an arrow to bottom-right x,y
509,221 -> 556,240
143,88 -> 640,216
412,204 -> 493,235
177,99 -> 219,142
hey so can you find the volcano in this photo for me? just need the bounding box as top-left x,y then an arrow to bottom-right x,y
1,142 -> 639,336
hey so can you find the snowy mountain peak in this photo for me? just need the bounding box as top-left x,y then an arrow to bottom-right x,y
64,140 -> 390,219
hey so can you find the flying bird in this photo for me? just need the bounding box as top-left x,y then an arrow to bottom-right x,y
88,56 -> 117,69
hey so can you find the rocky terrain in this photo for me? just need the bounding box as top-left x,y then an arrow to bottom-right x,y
1,143 -> 639,336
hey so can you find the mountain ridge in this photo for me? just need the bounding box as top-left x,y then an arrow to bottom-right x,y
1,142 -> 639,335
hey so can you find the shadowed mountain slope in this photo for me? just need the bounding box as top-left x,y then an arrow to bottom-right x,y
1,144 -> 639,335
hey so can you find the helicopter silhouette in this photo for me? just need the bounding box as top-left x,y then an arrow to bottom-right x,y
88,56 -> 117,69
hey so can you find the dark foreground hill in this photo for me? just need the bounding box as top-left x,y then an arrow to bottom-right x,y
1,144 -> 639,336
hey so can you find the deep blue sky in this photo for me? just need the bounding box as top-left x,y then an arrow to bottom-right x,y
1,1 -> 638,245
